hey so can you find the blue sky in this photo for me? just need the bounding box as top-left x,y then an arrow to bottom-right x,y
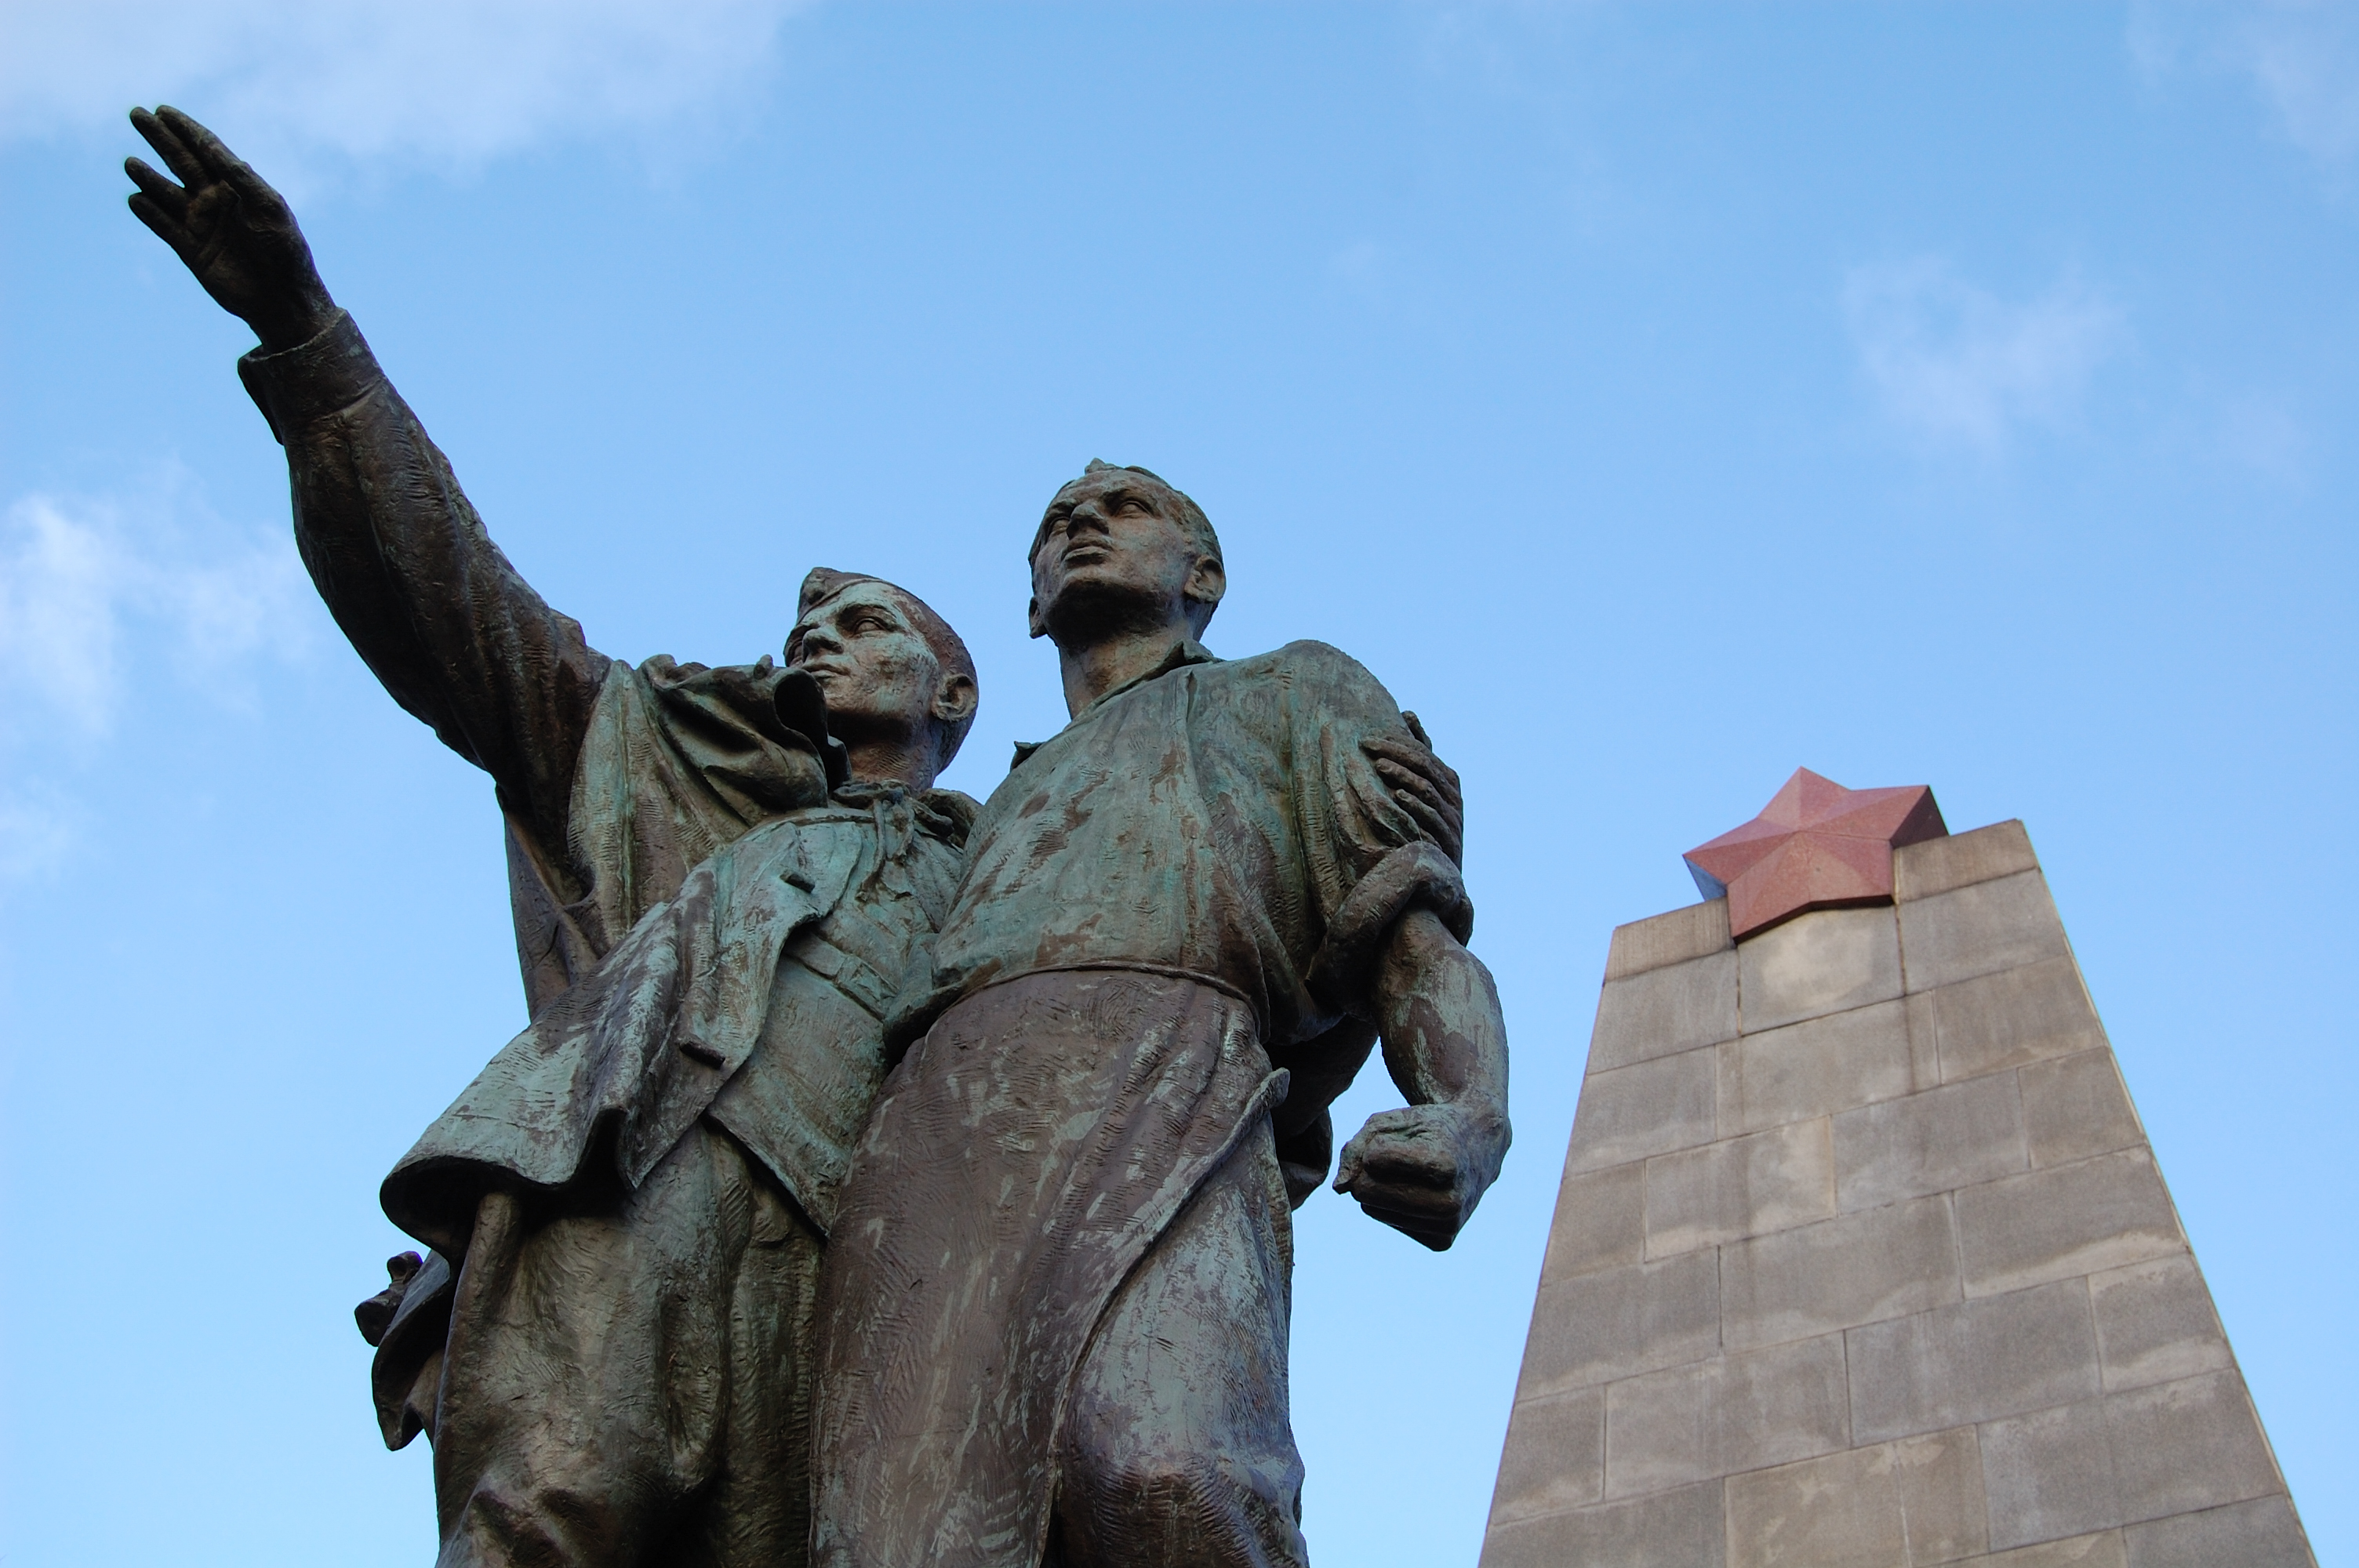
2,2 -> 2353,1562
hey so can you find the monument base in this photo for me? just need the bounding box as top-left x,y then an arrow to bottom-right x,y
1483,819 -> 2314,1567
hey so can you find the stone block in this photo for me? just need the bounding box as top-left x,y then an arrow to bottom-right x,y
1981,1398 -> 2122,1549
1899,871 -> 2071,992
1645,1119 -> 1834,1258
1541,1159 -> 1647,1283
1893,1425 -> 1990,1563
1847,1279 -> 2099,1443
1518,1249 -> 1721,1397
1895,819 -> 2039,903
1723,1446 -> 1904,1568
2122,1496 -> 2316,1568
2107,1371 -> 2281,1525
1479,1479 -> 1726,1568
1608,898 -> 1735,982
1834,1072 -> 2026,1214
1603,1334 -> 1850,1499
1592,949 -> 1740,1073
1488,1387 -> 1605,1526
1721,1192 -> 1959,1351
1567,1047 -> 1718,1174
1925,959 -> 2105,1085
1956,1534 -> 2127,1568
1954,1150 -> 2183,1299
1719,1000 -> 1915,1137
2021,1050 -> 2143,1170
1716,1425 -> 1993,1567
1740,906 -> 1903,1033
2088,1256 -> 2231,1393
1906,988 -> 1942,1087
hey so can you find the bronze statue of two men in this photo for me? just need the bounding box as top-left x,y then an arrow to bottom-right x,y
127,106 -> 1513,1568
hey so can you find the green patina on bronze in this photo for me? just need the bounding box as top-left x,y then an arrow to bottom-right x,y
127,103 -> 1502,1568
812,465 -> 1512,1568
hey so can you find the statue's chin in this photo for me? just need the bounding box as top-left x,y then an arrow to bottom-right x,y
1038,579 -> 1180,647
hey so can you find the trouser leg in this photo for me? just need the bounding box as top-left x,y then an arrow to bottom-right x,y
685,1157 -> 821,1568
1051,1120 -> 1310,1568
428,1123 -> 819,1568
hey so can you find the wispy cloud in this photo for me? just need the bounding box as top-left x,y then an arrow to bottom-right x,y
0,485 -> 314,739
1843,258 -> 2128,457
2130,0 -> 2359,180
0,0 -> 812,175
0,482 -> 314,877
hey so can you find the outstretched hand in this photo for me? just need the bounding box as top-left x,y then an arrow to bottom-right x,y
125,106 -> 334,352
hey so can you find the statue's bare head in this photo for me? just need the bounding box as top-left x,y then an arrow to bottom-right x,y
787,570 -> 977,787
1027,461 -> 1225,648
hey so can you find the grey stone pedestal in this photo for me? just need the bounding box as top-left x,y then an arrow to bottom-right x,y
1481,821 -> 2314,1567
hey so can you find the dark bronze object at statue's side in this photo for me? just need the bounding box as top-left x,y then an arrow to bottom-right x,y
125,104 -> 1507,1568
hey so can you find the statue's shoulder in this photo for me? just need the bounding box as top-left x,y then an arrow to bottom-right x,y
1223,640 -> 1400,714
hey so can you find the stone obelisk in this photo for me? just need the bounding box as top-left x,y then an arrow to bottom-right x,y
1481,774 -> 2314,1567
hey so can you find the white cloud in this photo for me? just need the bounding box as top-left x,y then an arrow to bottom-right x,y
0,0 -> 811,173
0,482 -> 314,881
1843,258 -> 2127,457
0,484 -> 314,744
2130,0 -> 2359,178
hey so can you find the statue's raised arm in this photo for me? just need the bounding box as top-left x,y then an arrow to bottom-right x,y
128,107 -> 843,1011
126,106 -> 608,866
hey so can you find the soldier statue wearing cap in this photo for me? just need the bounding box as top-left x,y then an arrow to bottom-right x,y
123,102 -> 994,1566
122,105 -> 1470,1568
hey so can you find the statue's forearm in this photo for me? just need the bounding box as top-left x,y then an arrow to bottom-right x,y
1372,906 -> 1510,1127
240,312 -> 609,844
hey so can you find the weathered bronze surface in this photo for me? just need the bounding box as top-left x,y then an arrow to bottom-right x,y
128,105 -> 1504,1568
811,463 -> 1512,1567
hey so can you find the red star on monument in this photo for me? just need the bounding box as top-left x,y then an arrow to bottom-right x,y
1685,768 -> 1949,939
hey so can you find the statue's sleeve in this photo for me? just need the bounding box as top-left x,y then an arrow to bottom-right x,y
235,310 -> 610,856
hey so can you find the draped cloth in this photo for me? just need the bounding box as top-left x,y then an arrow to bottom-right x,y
814,967 -> 1291,1568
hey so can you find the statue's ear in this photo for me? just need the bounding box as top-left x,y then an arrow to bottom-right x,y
1027,595 -> 1048,639
1184,555 -> 1227,618
933,670 -> 978,727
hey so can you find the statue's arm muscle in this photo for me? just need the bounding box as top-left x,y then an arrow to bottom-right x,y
240,311 -> 610,851
1332,906 -> 1514,1250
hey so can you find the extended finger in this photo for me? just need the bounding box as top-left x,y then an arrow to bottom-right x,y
1372,756 -> 1451,815
1367,732 -> 1461,796
1402,710 -> 1434,750
131,107 -> 206,187
159,106 -> 278,209
1390,789 -> 1448,843
126,193 -> 198,260
124,157 -> 189,214
1361,733 -> 1435,769
1374,762 -> 1463,847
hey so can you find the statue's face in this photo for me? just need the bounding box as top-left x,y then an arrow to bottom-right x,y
1029,470 -> 1219,643
787,582 -> 947,740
